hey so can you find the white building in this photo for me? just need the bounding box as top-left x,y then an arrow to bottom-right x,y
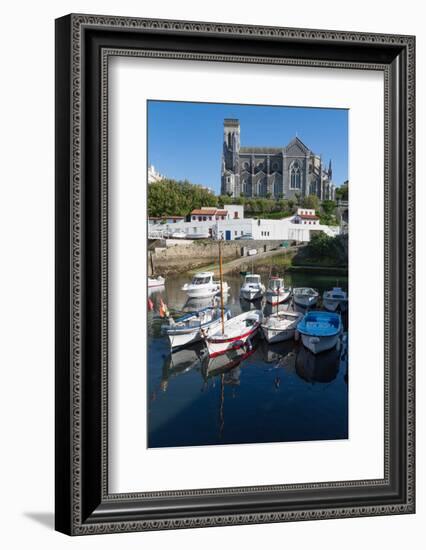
293,208 -> 320,226
148,203 -> 339,242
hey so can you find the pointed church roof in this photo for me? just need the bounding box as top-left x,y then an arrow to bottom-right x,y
284,136 -> 311,155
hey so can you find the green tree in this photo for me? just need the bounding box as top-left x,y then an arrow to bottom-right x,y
147,179 -> 217,217
335,181 -> 349,201
301,194 -> 320,211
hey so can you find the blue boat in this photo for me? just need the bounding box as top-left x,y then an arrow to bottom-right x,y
162,306 -> 231,349
297,311 -> 342,354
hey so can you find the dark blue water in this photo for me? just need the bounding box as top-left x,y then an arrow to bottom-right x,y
148,272 -> 348,448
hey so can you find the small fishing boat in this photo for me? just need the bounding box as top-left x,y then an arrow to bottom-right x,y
162,306 -> 231,349
265,277 -> 292,306
293,287 -> 319,308
189,231 -> 210,240
204,310 -> 262,358
322,287 -> 348,312
297,310 -> 342,354
182,272 -> 229,299
240,273 -> 265,301
148,275 -> 165,289
261,311 -> 303,343
168,230 -> 186,239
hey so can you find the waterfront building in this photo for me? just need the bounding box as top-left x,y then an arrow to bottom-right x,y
148,215 -> 185,225
221,119 -> 336,201
293,208 -> 320,226
148,204 -> 339,243
190,205 -> 244,222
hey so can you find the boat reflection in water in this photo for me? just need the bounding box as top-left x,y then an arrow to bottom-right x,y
203,342 -> 257,380
183,294 -> 227,313
148,271 -> 349,448
160,342 -> 208,392
239,296 -> 262,312
295,344 -> 341,384
259,338 -> 295,368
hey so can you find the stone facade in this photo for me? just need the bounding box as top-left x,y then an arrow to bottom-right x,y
221,119 -> 336,201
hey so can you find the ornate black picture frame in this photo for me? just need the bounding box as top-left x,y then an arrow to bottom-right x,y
55,14 -> 415,535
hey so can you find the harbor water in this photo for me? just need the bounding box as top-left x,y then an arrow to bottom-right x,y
148,271 -> 348,448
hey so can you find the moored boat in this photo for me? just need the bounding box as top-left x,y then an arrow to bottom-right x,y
188,231 -> 210,240
297,310 -> 342,354
293,287 -> 319,308
240,273 -> 265,301
204,310 -> 262,358
261,311 -> 303,343
182,272 -> 229,299
322,287 -> 348,312
162,306 -> 231,349
265,277 -> 292,305
168,230 -> 186,239
148,275 -> 165,289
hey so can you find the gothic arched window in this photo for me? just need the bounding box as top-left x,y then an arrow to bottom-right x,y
290,162 -> 301,189
273,178 -> 281,198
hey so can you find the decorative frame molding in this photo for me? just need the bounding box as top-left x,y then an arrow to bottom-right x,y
55,14 -> 415,535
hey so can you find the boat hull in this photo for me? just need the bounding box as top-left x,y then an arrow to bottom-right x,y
293,295 -> 318,308
165,314 -> 228,349
300,333 -> 339,354
323,299 -> 348,312
148,276 -> 165,289
185,286 -> 218,298
183,282 -> 229,299
240,288 -> 264,301
261,325 -> 295,343
266,289 -> 291,305
206,324 -> 259,358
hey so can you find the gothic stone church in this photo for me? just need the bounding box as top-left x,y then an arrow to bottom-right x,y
221,119 -> 336,201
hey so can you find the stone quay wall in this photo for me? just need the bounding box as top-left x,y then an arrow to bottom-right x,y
149,239 -> 284,275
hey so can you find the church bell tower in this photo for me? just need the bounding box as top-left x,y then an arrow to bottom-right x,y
221,119 -> 240,196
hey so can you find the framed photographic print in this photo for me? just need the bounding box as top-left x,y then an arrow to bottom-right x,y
55,14 -> 415,535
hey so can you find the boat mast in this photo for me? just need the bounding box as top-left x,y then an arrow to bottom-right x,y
219,239 -> 225,335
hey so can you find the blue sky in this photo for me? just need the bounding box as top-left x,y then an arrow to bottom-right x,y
148,101 -> 348,194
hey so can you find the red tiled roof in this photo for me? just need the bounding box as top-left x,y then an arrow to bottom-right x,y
299,214 -> 319,220
216,210 -> 228,215
191,209 -> 217,215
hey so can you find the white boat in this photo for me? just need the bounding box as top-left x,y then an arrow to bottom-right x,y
169,230 -> 186,239
293,287 -> 319,308
297,311 -> 342,354
162,306 -> 231,349
261,311 -> 303,343
204,310 -> 262,358
182,272 -> 229,299
240,273 -> 265,301
265,277 -> 292,306
189,231 -> 210,240
322,287 -> 348,312
148,275 -> 165,289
